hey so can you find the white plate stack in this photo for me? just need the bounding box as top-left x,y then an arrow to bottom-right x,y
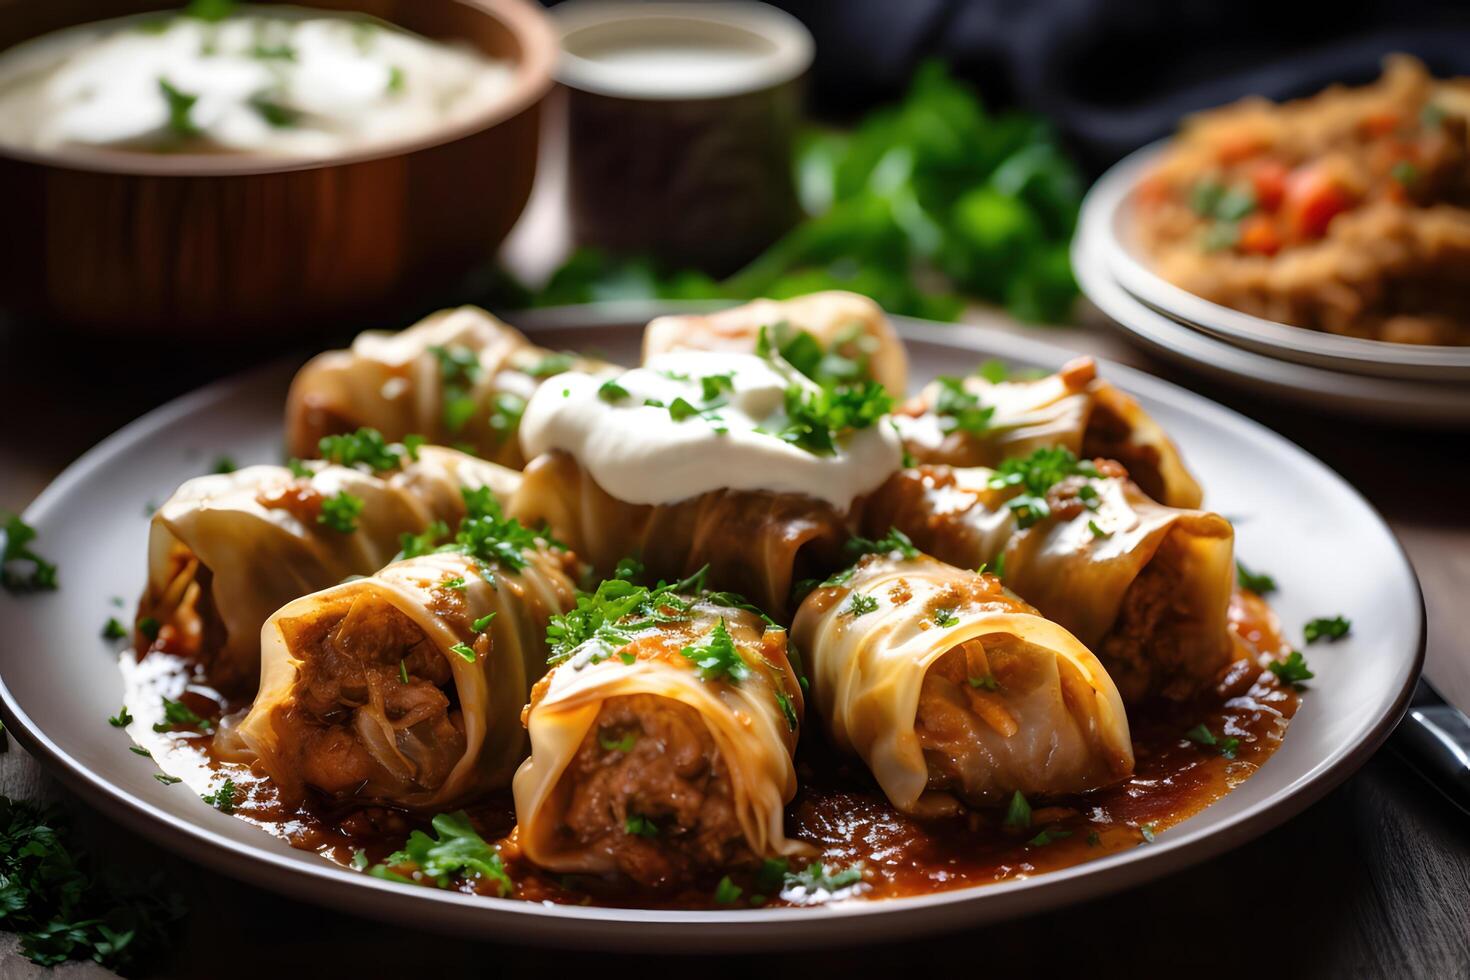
1075,143 -> 1470,426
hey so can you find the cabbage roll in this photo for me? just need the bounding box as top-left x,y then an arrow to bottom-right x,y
895,357 -> 1202,508
642,291 -> 909,395
792,553 -> 1133,817
863,461 -> 1235,704
511,450 -> 848,622
514,584 -> 806,887
138,445 -> 519,693
238,547 -> 578,809
285,306 -> 611,468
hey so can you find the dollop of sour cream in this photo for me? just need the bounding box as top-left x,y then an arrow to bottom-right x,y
520,351 -> 903,512
0,5 -> 514,158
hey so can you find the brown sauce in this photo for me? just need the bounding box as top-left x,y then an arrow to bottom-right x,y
123,590 -> 1298,910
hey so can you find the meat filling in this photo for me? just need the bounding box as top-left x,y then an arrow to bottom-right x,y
1098,532 -> 1224,704
1081,403 -> 1166,505
555,693 -> 748,888
272,597 -> 465,800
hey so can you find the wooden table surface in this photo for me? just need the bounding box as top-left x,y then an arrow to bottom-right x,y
3,118 -> 1469,976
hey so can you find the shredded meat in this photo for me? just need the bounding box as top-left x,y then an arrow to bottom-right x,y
556,694 -> 748,888
1098,534 -> 1225,704
273,597 -> 464,800
1081,403 -> 1166,504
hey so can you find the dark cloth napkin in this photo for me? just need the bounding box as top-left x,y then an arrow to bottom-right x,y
772,0 -> 1470,173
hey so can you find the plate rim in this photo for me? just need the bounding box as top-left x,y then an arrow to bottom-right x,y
0,309 -> 1427,950
1086,140 -> 1470,381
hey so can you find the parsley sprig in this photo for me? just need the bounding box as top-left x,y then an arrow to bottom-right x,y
364,811 -> 512,896
1304,615 -> 1351,644
395,487 -> 553,575
679,619 -> 750,684
545,569 -> 707,666
932,377 -> 994,434
318,427 -> 423,472
987,447 -> 1100,529
1,513 -> 57,594
317,491 -> 364,533
776,379 -> 892,456
429,344 -> 482,434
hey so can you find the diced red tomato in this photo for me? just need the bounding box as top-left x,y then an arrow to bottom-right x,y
1237,214 -> 1281,255
1283,165 -> 1355,240
1249,160 -> 1289,211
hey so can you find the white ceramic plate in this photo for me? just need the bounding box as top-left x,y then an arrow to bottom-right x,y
0,310 -> 1424,951
1074,211 -> 1470,426
1083,141 -> 1470,383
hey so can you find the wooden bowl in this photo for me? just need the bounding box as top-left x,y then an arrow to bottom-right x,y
0,0 -> 556,340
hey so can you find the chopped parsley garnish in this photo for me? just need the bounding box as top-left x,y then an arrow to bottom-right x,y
619,651 -> 636,665
129,746 -> 152,758
613,556 -> 645,580
783,861 -> 864,894
152,697 -> 212,733
472,612 -> 497,632
1391,161 -> 1418,187
449,642 -> 476,664
440,576 -> 467,592
968,675 -> 998,691
369,811 -> 512,896
714,875 -> 742,905
398,659 -> 409,685
1003,790 -> 1031,830
599,730 -> 638,753
1027,828 -> 1072,847
624,814 -> 659,838
932,376 -> 995,434
1139,824 -> 1157,843
598,379 -> 631,402
1304,615 -> 1351,644
158,78 -> 200,137
318,491 -> 364,533
386,65 -> 405,94
138,617 -> 161,641
976,359 -> 1010,384
210,455 -> 236,474
680,619 -> 750,684
988,447 -> 1100,529
1086,831 -> 1101,847
932,608 -> 959,628
1185,723 -> 1239,759
397,487 -> 549,574
775,691 -> 798,731
1088,519 -> 1110,539
107,706 -> 133,728
286,458 -> 313,478
185,0 -> 234,20
398,520 -> 450,560
200,779 -> 238,813
545,570 -> 704,666
668,396 -> 702,421
248,42 -> 295,60
488,393 -> 526,444
318,428 -> 408,472
776,380 -> 893,456
1236,561 -> 1277,594
402,434 -> 425,460
250,95 -> 297,128
700,373 -> 736,401
845,526 -> 918,561
524,352 -> 576,378
844,593 -> 879,617
101,618 -> 128,641
429,344 -> 481,433
153,774 -> 182,786
1,513 -> 58,594
1268,650 -> 1314,688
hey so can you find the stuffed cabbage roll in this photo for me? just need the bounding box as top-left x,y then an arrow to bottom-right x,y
863,458 -> 1235,704
642,291 -> 910,395
895,357 -> 1203,508
285,306 -> 612,469
511,450 -> 848,622
792,552 -> 1133,817
238,546 -> 579,809
514,582 -> 806,887
512,350 -> 902,621
138,444 -> 519,693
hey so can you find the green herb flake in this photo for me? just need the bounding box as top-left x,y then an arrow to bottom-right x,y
976,359 -> 1010,384
101,618 -> 128,641
1268,650 -> 1314,688
844,593 -> 879,618
398,659 -> 409,685
845,526 -> 918,562
153,773 -> 182,785
152,696 -> 213,733
618,651 -> 636,665
108,706 -> 133,728
988,447 -> 1099,529
1027,828 -> 1072,847
1086,830 -> 1101,847
472,612 -> 497,632
440,576 -> 468,592
317,491 -> 365,533
624,814 -> 659,838
449,642 -> 476,664
1140,824 -> 1157,843
129,746 -> 152,757
286,458 -> 313,478
680,619 -> 750,684
1,513 -> 58,594
158,78 -> 201,137
200,778 -> 238,814
932,608 -> 959,628
1003,790 -> 1031,830
783,861 -> 863,895
1304,615 -> 1351,644
776,379 -> 893,456
598,730 -> 638,753
932,376 -> 995,434
775,690 -> 798,732
1391,161 -> 1418,186
598,379 -> 631,403
1236,561 -> 1276,594
372,811 -> 513,895
968,675 -> 998,691
714,876 -> 742,905
318,428 -> 406,472
138,617 -> 161,642
1087,519 -> 1110,539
